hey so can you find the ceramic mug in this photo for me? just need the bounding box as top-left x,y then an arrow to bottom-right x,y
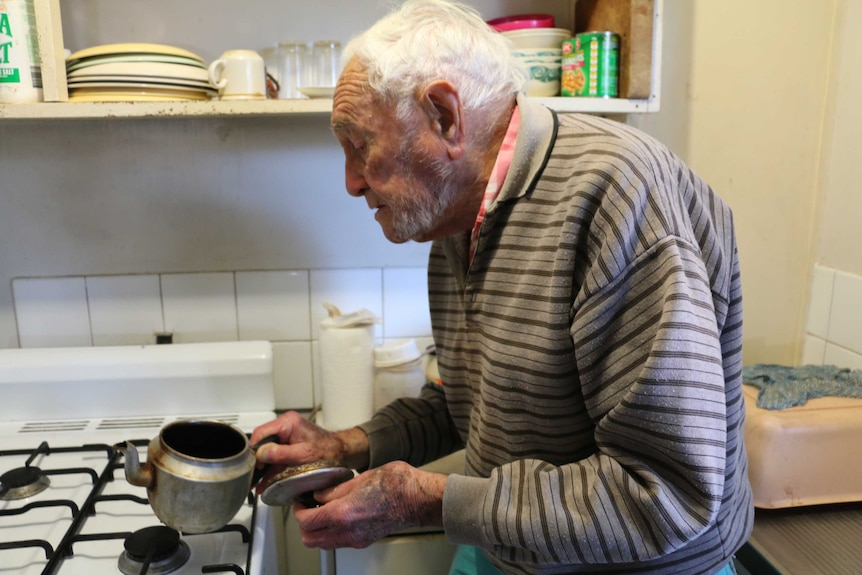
208,50 -> 266,100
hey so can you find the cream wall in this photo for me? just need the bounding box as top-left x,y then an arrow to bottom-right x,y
815,0 -> 862,274
639,0 -> 841,365
798,0 -> 862,371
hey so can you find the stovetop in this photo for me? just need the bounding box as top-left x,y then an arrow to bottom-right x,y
0,424 -> 271,575
0,341 -> 281,575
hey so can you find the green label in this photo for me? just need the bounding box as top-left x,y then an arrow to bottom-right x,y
0,5 -> 40,87
0,11 -> 13,70
0,67 -> 21,82
0,12 -> 11,37
1,11 -> 16,83
561,33 -> 620,98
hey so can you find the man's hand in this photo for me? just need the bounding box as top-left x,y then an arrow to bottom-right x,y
250,411 -> 370,490
294,461 -> 447,549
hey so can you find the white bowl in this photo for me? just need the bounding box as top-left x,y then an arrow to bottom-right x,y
502,27 -> 571,50
512,48 -> 562,60
524,62 -> 561,97
517,55 -> 562,65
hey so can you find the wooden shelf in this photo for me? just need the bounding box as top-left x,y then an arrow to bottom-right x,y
3,0 -> 661,121
0,98 -> 332,120
0,95 -> 658,121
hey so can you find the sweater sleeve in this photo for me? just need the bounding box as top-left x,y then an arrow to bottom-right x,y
442,236 -> 729,568
358,382 -> 465,469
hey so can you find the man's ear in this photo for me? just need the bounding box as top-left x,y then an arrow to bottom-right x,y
420,81 -> 465,159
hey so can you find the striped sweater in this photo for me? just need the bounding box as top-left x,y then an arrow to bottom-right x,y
359,96 -> 753,574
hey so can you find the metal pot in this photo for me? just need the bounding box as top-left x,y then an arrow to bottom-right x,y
113,419 -> 256,534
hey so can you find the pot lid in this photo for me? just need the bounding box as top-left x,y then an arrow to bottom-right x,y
260,461 -> 354,507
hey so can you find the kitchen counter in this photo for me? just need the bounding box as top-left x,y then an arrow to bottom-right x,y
736,503 -> 862,574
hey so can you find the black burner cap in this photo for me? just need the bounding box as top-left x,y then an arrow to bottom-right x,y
0,466 -> 45,488
123,526 -> 181,561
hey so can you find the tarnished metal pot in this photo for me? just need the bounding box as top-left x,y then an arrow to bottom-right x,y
114,419 -> 255,534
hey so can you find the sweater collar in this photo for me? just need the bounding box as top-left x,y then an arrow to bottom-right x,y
493,94 -> 558,206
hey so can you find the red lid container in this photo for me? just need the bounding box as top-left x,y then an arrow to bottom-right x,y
487,13 -> 555,33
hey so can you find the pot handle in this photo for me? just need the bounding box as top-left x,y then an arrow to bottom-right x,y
250,434 -> 279,487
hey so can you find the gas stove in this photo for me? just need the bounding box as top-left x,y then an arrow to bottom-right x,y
0,341 -> 282,575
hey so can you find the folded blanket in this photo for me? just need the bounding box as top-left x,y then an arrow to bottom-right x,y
742,364 -> 862,409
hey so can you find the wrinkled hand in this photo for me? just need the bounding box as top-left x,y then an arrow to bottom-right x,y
294,460 -> 447,550
249,411 -> 369,491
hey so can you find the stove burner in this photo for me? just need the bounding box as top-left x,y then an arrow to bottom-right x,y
0,466 -> 51,500
118,526 -> 191,575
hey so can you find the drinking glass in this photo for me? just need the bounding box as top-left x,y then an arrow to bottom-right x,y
277,41 -> 308,99
309,40 -> 342,88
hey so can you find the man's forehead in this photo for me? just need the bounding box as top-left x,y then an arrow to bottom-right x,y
331,61 -> 374,132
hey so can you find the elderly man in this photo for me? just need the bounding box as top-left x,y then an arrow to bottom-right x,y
252,1 -> 753,573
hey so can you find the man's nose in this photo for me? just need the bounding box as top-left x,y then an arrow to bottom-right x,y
345,164 -> 367,197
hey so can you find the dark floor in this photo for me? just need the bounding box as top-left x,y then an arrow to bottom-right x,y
733,557 -> 753,575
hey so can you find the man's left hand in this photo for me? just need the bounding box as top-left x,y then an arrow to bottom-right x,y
292,460 -> 447,549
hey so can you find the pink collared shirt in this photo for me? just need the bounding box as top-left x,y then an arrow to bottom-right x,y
469,105 -> 521,262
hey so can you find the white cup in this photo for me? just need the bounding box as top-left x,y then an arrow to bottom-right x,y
208,50 -> 266,100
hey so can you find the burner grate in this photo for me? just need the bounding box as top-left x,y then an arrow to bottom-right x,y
118,526 -> 191,575
0,466 -> 51,500
0,440 -> 259,575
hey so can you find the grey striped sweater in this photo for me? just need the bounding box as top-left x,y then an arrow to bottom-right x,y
359,96 -> 753,574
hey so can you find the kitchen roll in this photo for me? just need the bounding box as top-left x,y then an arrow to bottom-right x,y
318,304 -> 378,430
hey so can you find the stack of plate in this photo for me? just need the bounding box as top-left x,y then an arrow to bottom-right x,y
66,43 -> 216,102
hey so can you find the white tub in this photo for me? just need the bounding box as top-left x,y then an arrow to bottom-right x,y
743,383 -> 862,508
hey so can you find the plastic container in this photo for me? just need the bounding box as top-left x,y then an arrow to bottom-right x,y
0,0 -> 43,103
487,14 -> 554,33
501,27 -> 572,50
373,339 -> 425,411
743,383 -> 862,509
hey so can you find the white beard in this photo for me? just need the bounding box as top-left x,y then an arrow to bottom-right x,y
384,138 -> 460,243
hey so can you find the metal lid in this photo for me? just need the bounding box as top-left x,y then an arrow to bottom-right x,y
260,462 -> 354,507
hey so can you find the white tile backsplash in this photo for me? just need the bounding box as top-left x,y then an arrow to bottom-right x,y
827,271 -> 862,355
87,275 -> 164,346
13,277 -> 91,348
803,266 -> 862,368
272,341 -> 314,410
801,335 -> 826,365
311,339 -> 323,411
11,266 -> 433,409
161,272 -> 238,343
309,269 -> 383,339
382,267 -> 431,338
237,270 -> 310,341
806,265 -> 835,338
824,343 -> 862,370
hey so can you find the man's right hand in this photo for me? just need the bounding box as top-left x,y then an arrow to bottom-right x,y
250,411 -> 370,492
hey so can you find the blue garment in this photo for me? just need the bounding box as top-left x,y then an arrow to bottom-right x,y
743,363 -> 862,409
448,546 -> 502,575
448,545 -> 737,575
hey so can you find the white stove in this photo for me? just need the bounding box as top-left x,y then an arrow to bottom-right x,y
0,341 -> 282,575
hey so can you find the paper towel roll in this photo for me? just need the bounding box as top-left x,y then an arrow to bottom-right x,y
319,323 -> 375,430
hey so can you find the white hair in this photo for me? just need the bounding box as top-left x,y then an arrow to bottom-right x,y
342,0 -> 527,116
